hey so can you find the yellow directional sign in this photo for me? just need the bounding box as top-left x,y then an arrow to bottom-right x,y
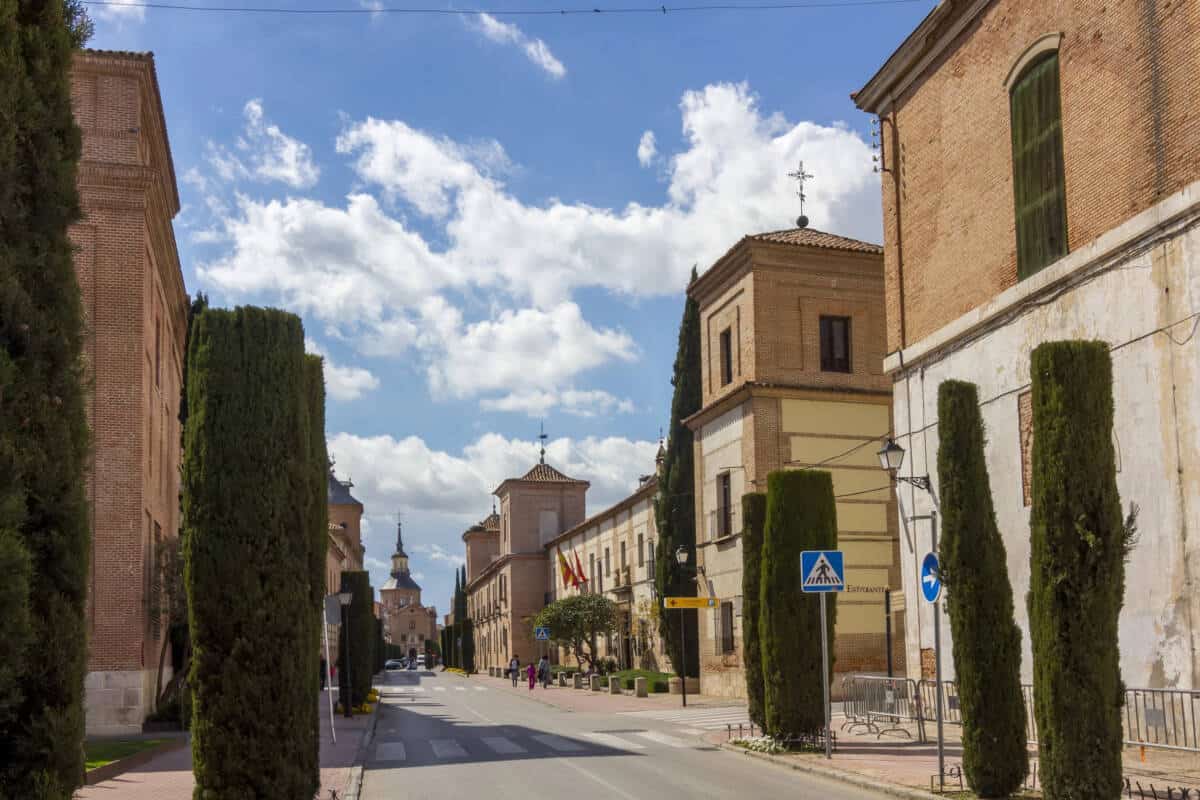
664,597 -> 719,609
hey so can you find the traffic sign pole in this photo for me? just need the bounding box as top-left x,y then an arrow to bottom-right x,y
819,592 -> 831,760
930,510 -> 945,790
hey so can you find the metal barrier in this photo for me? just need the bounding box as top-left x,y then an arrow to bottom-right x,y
840,675 -> 926,742
915,679 -> 1039,743
1125,687 -> 1200,753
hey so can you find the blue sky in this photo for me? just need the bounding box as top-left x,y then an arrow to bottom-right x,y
88,0 -> 930,615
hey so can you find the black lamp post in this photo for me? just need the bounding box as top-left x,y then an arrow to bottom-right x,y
338,590 -> 353,718
674,545 -> 690,708
877,438 -> 931,491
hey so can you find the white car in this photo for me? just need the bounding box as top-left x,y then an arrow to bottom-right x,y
416,655 -> 426,669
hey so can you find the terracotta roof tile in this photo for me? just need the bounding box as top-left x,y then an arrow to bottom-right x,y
749,227 -> 883,254
520,462 -> 586,483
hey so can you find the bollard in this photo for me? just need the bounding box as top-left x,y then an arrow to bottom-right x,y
634,676 -> 648,698
573,673 -> 583,690
591,675 -> 602,692
558,672 -> 567,687
609,677 -> 622,695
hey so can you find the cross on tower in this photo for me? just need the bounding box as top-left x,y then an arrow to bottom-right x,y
787,160 -> 814,228
538,421 -> 548,465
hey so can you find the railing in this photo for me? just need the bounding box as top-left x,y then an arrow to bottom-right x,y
845,675 -> 1199,754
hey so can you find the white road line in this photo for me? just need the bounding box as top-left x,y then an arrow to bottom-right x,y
481,736 -> 526,755
581,732 -> 646,751
455,687 -> 466,692
632,730 -> 689,748
557,757 -> 640,800
374,742 -> 406,762
532,734 -> 585,752
473,686 -> 487,691
430,739 -> 468,759
676,728 -> 705,736
433,687 -> 447,692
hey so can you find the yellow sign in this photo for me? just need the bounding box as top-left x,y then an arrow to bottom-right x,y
664,597 -> 719,609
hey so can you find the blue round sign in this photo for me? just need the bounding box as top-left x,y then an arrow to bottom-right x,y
920,552 -> 941,603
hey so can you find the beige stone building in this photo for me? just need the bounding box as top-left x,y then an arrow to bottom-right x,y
854,0 -> 1199,687
685,227 -> 903,698
325,468 -> 364,666
380,522 -> 438,658
465,460 -> 588,670
71,50 -> 188,736
542,471 -> 672,672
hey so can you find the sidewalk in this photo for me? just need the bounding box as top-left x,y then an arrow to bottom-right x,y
468,669 -> 742,714
76,689 -> 375,799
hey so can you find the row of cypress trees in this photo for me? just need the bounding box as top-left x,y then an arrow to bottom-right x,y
183,307 -> 328,797
741,470 -> 838,740
336,571 -> 375,708
0,0 -> 95,792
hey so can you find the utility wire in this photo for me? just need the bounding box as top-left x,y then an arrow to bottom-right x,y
83,0 -> 927,15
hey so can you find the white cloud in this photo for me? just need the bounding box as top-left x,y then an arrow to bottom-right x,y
410,543 -> 467,568
328,432 -> 659,519
481,388 -> 635,418
471,13 -> 566,79
305,338 -> 381,402
204,100 -> 319,190
365,555 -> 391,571
92,0 -> 146,23
637,130 -> 657,167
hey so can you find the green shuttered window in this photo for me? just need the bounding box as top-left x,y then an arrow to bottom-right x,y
1010,52 -> 1068,279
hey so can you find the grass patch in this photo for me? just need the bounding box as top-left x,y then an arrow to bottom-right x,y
85,739 -> 166,770
610,669 -> 672,693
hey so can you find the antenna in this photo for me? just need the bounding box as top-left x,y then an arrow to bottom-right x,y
787,160 -> 814,228
538,421 -> 548,465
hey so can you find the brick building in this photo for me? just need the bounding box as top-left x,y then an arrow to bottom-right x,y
326,467 -> 364,666
854,0 -> 1199,687
71,50 -> 188,736
465,459 -> 588,671
380,522 -> 438,658
685,227 -> 902,698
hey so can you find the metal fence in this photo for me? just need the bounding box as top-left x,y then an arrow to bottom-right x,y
843,675 -> 1199,754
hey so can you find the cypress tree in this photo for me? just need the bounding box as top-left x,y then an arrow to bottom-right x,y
183,307 -> 316,798
336,571 -> 374,707
299,355 -> 327,791
654,267 -> 702,678
760,470 -> 837,740
462,619 -> 476,674
740,492 -> 767,730
1028,341 -> 1126,799
937,380 -> 1028,796
0,0 -> 93,793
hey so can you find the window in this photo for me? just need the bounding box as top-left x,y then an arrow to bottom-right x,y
620,541 -> 627,569
500,574 -> 507,600
1010,51 -> 1068,278
590,554 -> 596,592
648,539 -> 655,570
719,328 -> 733,386
716,472 -> 733,539
819,316 -> 852,373
409,620 -> 416,630
604,547 -> 611,577
720,601 -> 735,654
637,534 -> 645,567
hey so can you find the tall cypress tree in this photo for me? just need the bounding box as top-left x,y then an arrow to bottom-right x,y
336,571 -> 374,707
300,355 -> 327,791
1028,341 -> 1126,799
654,267 -> 702,678
0,0 -> 94,792
462,619 -> 476,674
937,380 -> 1027,796
760,470 -> 837,740
184,307 -> 317,797
740,492 -> 767,730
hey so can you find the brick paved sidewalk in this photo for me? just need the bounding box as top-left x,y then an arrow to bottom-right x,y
76,689 -> 374,799
467,669 -> 744,714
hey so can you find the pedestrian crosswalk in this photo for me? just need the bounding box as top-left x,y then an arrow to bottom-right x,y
619,705 -> 752,734
380,684 -> 488,695
372,727 -> 701,764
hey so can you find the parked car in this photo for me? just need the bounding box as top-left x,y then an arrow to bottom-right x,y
385,659 -> 403,670
416,655 -> 426,669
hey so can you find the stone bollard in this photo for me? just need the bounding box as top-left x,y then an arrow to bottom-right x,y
573,673 -> 583,690
635,677 -> 648,698
489,667 -> 495,677
558,672 -> 567,687
590,675 -> 602,692
609,677 -> 622,695
668,676 -> 683,695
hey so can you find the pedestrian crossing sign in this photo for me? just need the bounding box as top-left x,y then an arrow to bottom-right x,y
800,550 -> 845,593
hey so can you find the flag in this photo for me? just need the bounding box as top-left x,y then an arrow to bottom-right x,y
573,551 -> 588,585
557,548 -> 575,589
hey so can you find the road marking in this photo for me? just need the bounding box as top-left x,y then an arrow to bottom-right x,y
433,687 -> 447,692
532,734 -> 585,752
557,757 -> 639,800
632,730 -> 689,748
374,742 -> 406,762
430,739 -> 468,759
455,687 -> 466,692
481,736 -> 526,754
581,732 -> 646,751
676,728 -> 705,736
474,686 -> 487,691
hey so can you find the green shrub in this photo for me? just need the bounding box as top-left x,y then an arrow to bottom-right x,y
183,307 -> 318,798
740,492 -> 767,729
1028,341 -> 1126,799
937,380 -> 1028,796
760,470 -> 837,740
337,572 -> 375,707
609,669 -> 672,692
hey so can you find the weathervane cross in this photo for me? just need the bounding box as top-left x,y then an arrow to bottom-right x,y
787,160 -> 814,227
538,421 -> 548,464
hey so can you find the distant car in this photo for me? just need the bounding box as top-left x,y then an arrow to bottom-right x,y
416,656 -> 426,669
385,659 -> 403,670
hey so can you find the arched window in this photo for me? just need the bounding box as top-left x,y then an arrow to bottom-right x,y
1008,35 -> 1067,278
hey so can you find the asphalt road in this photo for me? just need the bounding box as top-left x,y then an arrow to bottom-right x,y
361,670 -> 891,800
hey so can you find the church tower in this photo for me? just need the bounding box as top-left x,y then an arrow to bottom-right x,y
380,519 -> 437,658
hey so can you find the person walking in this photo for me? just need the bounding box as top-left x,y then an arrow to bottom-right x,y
538,655 -> 551,689
509,655 -> 520,688
526,661 -> 536,691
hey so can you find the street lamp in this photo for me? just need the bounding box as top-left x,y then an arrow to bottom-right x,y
338,591 -> 353,718
877,438 -> 931,491
674,546 -> 690,708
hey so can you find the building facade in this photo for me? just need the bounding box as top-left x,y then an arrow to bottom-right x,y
326,468 -> 364,667
466,461 -> 588,671
380,522 -> 438,658
685,228 -> 902,698
542,473 -> 672,673
854,0 -> 1199,687
71,50 -> 189,736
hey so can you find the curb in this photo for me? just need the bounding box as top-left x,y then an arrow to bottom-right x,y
343,702 -> 381,800
716,741 -> 944,800
84,736 -> 188,785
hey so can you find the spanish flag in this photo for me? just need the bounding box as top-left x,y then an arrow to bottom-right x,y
556,548 -> 575,588
573,551 -> 588,585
